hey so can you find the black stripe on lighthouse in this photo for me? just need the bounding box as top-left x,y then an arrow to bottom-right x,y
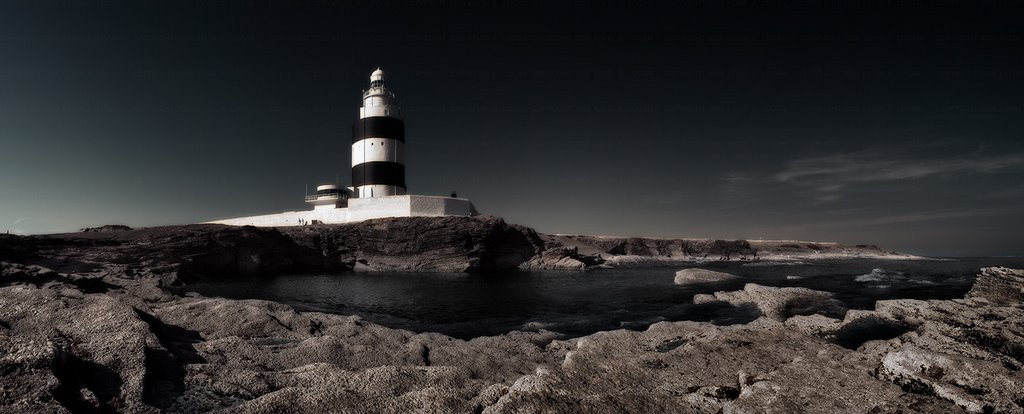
353,117 -> 405,143
351,162 -> 406,187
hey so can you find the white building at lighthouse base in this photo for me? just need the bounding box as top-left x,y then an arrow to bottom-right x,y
205,194 -> 475,227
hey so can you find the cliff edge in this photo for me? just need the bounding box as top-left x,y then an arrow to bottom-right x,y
0,216 -> 917,286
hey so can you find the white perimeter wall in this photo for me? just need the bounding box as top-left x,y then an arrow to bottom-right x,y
346,195 -> 413,222
205,195 -> 474,227
409,195 -> 473,216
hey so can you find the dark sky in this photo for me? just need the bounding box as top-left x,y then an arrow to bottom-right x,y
1,0 -> 1022,256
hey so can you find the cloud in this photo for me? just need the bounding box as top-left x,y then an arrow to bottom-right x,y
12,218 -> 25,225
847,207 -> 1015,226
755,206 -> 1018,235
777,151 -> 1024,184
720,172 -> 755,193
774,148 -> 1024,202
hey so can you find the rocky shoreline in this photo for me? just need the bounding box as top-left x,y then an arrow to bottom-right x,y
2,216 -> 1019,413
0,215 -> 919,282
549,234 -> 922,267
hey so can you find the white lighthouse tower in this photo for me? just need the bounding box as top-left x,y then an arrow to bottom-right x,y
351,68 -> 406,198
206,68 -> 475,227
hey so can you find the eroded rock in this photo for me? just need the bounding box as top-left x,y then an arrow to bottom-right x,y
674,268 -> 741,286
967,266 -> 1024,305
879,346 -> 1023,413
0,284 -> 157,413
0,217 -> 611,279
694,283 -> 848,322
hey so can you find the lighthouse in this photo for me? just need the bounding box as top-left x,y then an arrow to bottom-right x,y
351,68 -> 406,198
206,68 -> 475,227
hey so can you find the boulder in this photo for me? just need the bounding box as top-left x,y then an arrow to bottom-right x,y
519,246 -> 604,271
693,283 -> 847,322
967,266 -> 1024,305
879,346 -> 1024,413
674,268 -> 741,286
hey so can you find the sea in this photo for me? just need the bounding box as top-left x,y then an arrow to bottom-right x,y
183,257 -> 1024,340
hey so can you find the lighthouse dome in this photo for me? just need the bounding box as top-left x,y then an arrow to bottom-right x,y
370,68 -> 385,82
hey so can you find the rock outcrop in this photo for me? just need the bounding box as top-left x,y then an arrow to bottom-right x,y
519,246 -> 605,271
80,224 -> 133,233
280,215 -> 549,272
0,284 -> 157,412
549,235 -> 760,263
694,283 -> 848,322
879,346 -> 1023,413
966,266 -> 1024,305
548,234 -> 920,265
673,268 -> 741,286
0,217 -> 604,286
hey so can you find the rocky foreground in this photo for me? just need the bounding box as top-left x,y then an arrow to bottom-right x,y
2,261 -> 1022,413
2,216 -> 1019,413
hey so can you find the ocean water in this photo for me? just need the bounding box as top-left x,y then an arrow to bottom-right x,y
184,258 -> 1024,339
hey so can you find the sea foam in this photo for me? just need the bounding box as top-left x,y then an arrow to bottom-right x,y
855,268 -> 905,282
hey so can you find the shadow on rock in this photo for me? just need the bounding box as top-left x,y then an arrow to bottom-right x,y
688,301 -> 762,326
133,308 -> 206,409
52,348 -> 123,413
833,316 -> 916,350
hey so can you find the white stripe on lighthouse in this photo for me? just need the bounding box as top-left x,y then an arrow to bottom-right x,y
351,138 -> 404,165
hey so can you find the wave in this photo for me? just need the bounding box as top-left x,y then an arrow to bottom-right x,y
743,261 -> 809,267
855,268 -> 938,285
855,268 -> 906,282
